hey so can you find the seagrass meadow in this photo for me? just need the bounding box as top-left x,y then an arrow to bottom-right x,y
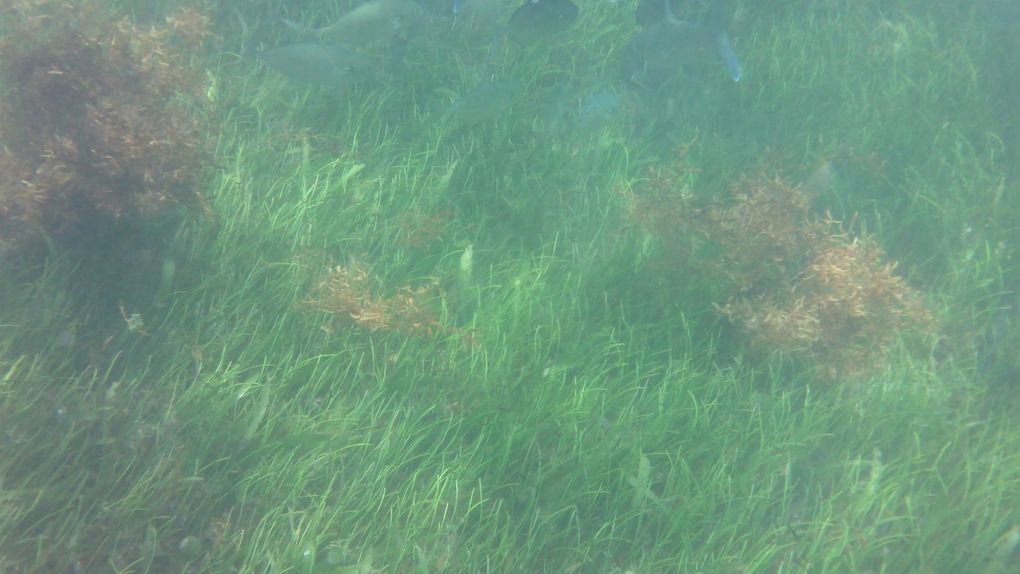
1,0 -> 1019,571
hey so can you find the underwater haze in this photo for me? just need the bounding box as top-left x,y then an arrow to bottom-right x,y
1,0 -> 1019,571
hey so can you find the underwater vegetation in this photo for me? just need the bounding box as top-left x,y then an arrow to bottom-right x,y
627,157 -> 934,381
305,260 -> 449,339
2,0 -> 1020,571
505,0 -> 580,43
446,77 -> 524,125
624,0 -> 743,92
0,0 -> 213,256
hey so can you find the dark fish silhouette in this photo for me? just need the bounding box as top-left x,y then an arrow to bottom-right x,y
506,0 -> 579,43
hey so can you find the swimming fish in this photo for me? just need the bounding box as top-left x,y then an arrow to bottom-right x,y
623,0 -> 742,89
261,44 -> 375,87
506,0 -> 579,43
283,0 -> 426,47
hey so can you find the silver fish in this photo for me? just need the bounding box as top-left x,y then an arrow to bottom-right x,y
262,44 -> 374,87
284,0 -> 426,47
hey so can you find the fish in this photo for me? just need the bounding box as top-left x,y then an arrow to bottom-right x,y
283,0 -> 426,47
261,44 -> 375,87
506,0 -> 579,43
623,0 -> 742,90
447,78 -> 523,125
